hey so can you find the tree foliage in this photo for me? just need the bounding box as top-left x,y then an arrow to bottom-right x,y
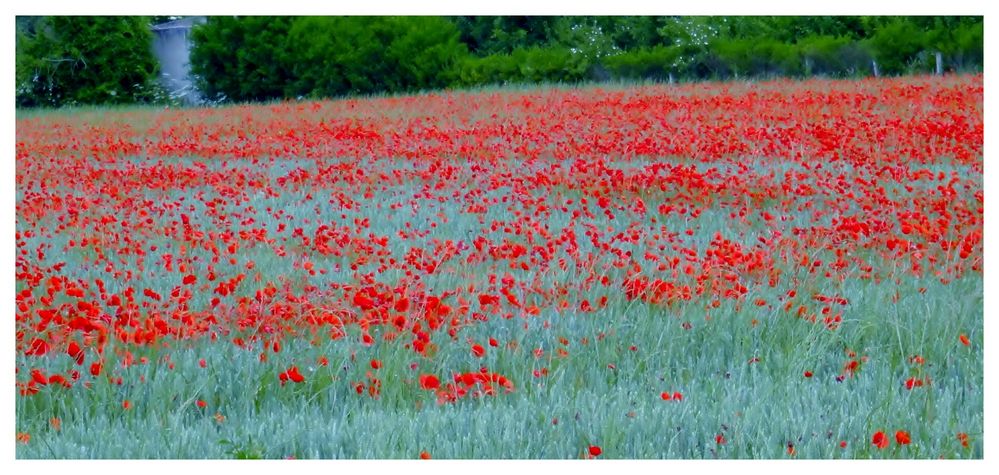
189,16 -> 296,103
192,16 -> 468,102
16,16 -> 162,107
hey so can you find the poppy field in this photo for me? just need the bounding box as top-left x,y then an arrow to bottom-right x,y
14,74 -> 983,459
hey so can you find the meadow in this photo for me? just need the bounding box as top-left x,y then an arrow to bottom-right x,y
14,75 -> 983,459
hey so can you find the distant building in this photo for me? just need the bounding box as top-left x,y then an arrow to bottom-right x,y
151,17 -> 206,105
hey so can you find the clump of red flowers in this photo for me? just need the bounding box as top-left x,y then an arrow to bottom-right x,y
278,366 -> 305,385
433,367 -> 514,404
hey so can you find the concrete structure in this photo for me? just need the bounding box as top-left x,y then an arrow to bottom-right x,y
151,17 -> 206,105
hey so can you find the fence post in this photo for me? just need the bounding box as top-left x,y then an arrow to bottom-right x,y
935,51 -> 943,75
872,60 -> 880,78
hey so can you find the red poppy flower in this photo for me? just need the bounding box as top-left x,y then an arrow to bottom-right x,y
26,337 -> 49,356
895,430 -> 911,445
353,292 -> 375,311
419,451 -> 431,459
959,334 -> 971,346
471,344 -> 485,358
48,374 -> 71,388
30,369 -> 48,386
872,431 -> 889,449
67,341 -> 85,365
419,374 -> 440,390
588,445 -> 602,457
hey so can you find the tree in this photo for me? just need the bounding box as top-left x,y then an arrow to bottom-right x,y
283,17 -> 468,98
920,16 -> 983,72
284,16 -> 392,97
189,16 -> 296,103
601,46 -> 682,81
16,16 -> 162,107
383,17 -> 469,92
598,17 -> 668,51
798,35 -> 873,77
450,16 -> 562,55
864,17 -> 927,75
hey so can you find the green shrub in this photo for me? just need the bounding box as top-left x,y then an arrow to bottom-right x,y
189,16 -> 295,103
194,16 -> 469,101
600,46 -> 681,81
456,46 -> 589,87
798,35 -> 873,77
16,16 -> 162,108
383,17 -> 470,92
865,18 -> 927,75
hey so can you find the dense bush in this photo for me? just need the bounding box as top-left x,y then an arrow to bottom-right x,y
192,16 -> 468,102
16,16 -> 162,107
865,18 -> 928,76
600,46 -> 682,81
381,17 -> 470,92
189,16 -> 296,103
798,35 -> 873,77
456,46 -> 590,86
712,38 -> 801,78
283,17 -> 392,98
451,16 -> 563,55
